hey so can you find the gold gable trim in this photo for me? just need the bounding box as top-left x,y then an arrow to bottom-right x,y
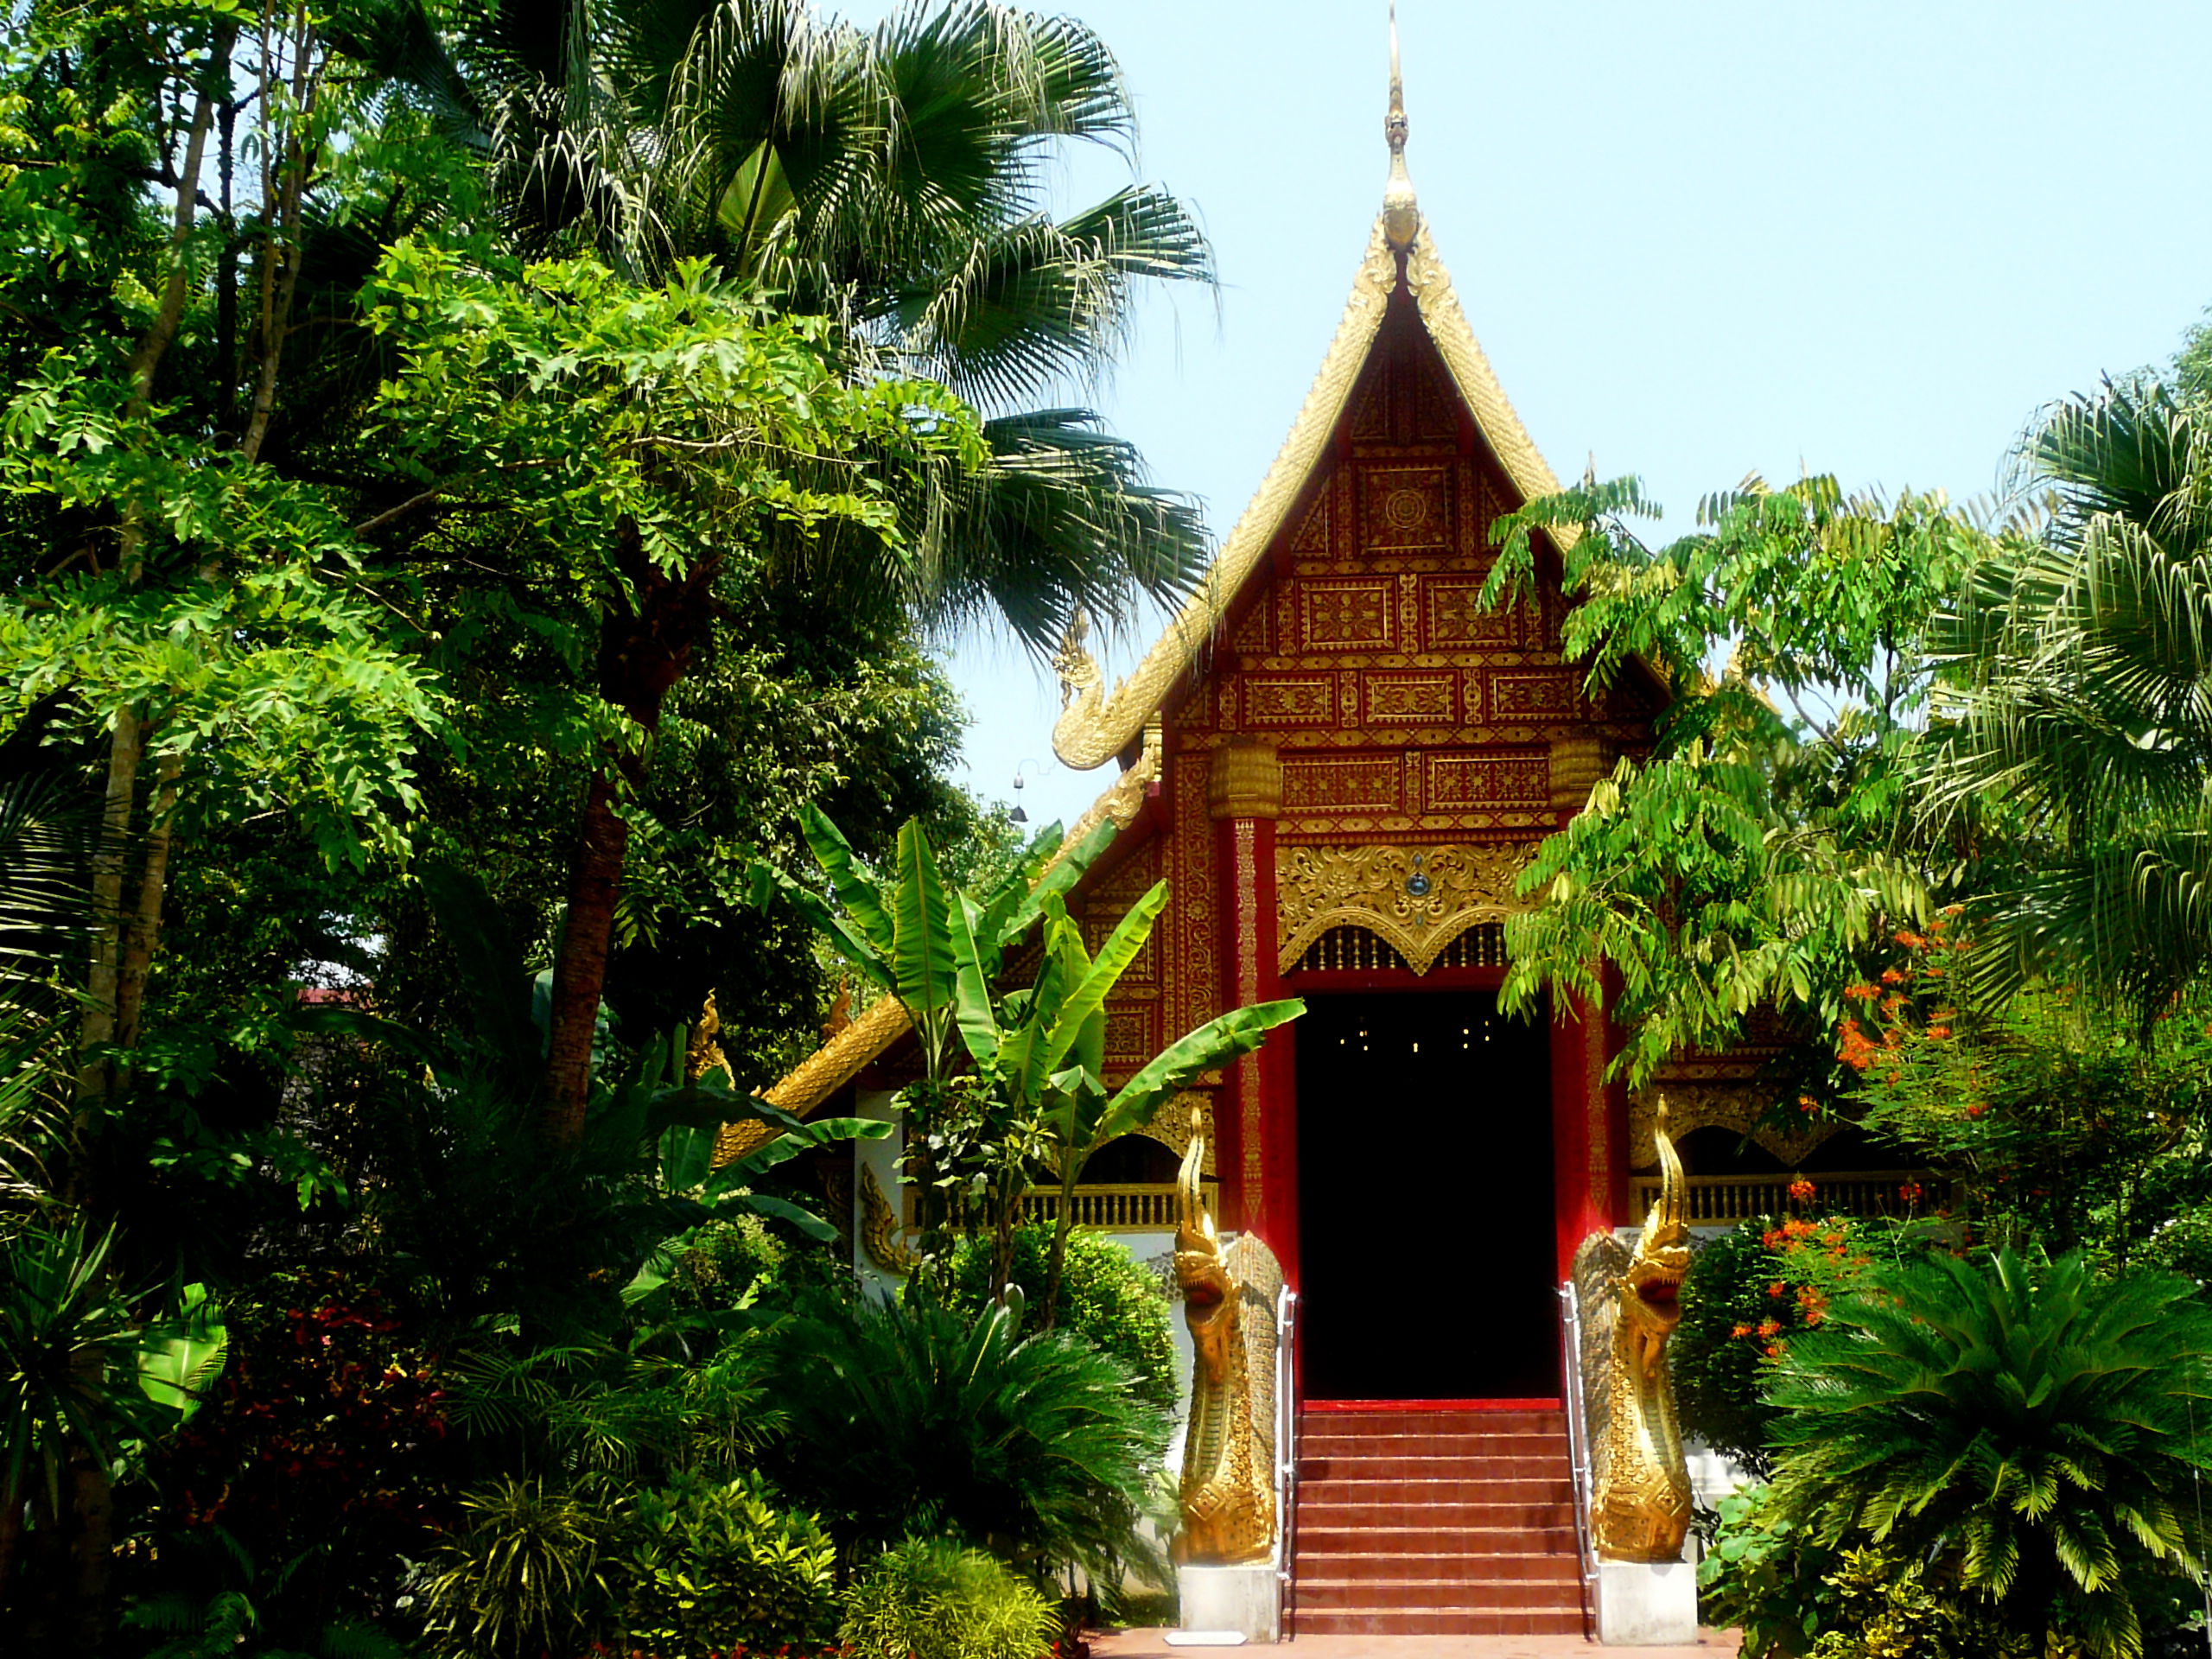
1052,208 -> 1577,772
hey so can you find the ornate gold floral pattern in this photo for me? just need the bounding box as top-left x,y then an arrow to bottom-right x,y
1275,842 -> 1535,975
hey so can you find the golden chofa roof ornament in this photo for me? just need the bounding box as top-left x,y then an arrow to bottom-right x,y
1382,1 -> 1420,249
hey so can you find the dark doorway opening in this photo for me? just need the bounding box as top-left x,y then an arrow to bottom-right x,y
1294,988 -> 1558,1399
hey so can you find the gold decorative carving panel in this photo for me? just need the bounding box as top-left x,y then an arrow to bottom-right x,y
1277,842 -> 1535,975
1630,1084 -> 1840,1169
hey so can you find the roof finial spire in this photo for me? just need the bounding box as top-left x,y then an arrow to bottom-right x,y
1382,1 -> 1419,249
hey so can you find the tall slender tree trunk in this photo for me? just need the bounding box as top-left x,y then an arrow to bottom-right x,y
540,533 -> 721,1146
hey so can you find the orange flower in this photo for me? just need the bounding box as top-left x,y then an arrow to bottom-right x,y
1965,1102 -> 1987,1119
1757,1319 -> 1782,1338
1927,1026 -> 1951,1040
1769,1281 -> 1789,1299
1898,1180 -> 1925,1205
1732,1324 -> 1756,1338
1765,1342 -> 1784,1358
1894,930 -> 1926,948
1788,1176 -> 1817,1205
1880,967 -> 1906,986
1844,982 -> 1880,1002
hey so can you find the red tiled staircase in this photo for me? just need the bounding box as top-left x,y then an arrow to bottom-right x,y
1291,1406 -> 1586,1637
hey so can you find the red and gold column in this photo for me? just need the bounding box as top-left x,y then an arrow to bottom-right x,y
1208,739 -> 1295,1274
1545,732 -> 1624,1279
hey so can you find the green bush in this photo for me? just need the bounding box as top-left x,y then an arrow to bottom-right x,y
1699,1485 -> 2024,1659
950,1223 -> 1178,1413
763,1291 -> 1170,1574
840,1537 -> 1059,1659
420,1477 -> 612,1658
612,1472 -> 837,1651
1675,1214 -> 1894,1475
1766,1248 -> 2212,1656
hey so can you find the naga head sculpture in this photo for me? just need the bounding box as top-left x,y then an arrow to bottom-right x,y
1623,1101 -> 1692,1383
1174,1108 -> 1238,1382
1052,607 -> 1102,707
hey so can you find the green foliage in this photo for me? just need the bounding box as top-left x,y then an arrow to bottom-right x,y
763,1291 -> 1169,1575
0,1222 -> 149,1516
1923,380 -> 2212,1026
839,1536 -> 1061,1659
421,1477 -> 612,1659
760,809 -> 1300,1306
1699,1484 -> 1849,1658
950,1224 -> 1178,1414
1852,983 -> 2212,1270
612,1472 -> 837,1652
1482,474 -> 1980,1086
470,0 -> 1216,651
1675,1214 -> 1929,1476
1765,1249 -> 2212,1656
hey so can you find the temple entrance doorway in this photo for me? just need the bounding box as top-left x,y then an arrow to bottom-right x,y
1294,988 -> 1559,1399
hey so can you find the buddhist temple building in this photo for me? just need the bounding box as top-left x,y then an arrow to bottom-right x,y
753,36 -> 1923,1640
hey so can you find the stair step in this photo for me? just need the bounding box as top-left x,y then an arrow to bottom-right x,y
1296,1576 -> 1582,1611
1292,1608 -> 1586,1637
1301,1453 -> 1568,1480
1300,1432 -> 1567,1458
1294,1551 -> 1580,1584
1296,1525 -> 1578,1554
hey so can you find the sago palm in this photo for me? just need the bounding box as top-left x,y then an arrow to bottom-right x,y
1923,380 -> 2212,1022
1764,1247 -> 2212,1656
453,0 -> 1213,651
761,1290 -> 1169,1577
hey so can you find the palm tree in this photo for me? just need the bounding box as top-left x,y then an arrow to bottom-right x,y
456,0 -> 1213,647
1764,1248 -> 2212,1656
434,1 -> 1215,1135
1923,380 -> 2212,1026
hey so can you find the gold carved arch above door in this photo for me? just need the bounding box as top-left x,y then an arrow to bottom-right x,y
1276,842 -> 1537,976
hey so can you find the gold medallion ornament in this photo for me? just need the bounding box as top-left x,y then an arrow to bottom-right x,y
1173,1110 -> 1281,1567
1573,1103 -> 1694,1561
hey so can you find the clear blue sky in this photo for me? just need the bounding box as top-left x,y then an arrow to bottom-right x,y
850,1 -> 2212,832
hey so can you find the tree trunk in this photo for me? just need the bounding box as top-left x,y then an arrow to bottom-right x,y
538,533 -> 721,1145
114,752 -> 181,1052
63,1449 -> 112,1657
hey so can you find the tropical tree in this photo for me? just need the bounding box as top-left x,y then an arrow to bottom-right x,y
1764,1248 -> 2212,1656
1478,474 -> 1981,1089
429,0 -> 1217,1140
753,807 -> 1299,1313
1921,380 -> 2212,1029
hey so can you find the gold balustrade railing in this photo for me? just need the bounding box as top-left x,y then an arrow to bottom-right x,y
1630,1170 -> 1950,1225
1017,1182 -> 1215,1232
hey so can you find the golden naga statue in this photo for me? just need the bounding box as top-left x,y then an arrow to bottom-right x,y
1173,1111 -> 1281,1567
1572,1103 -> 1694,1562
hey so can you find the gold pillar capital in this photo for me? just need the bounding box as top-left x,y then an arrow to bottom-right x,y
1207,738 -> 1282,821
1548,731 -> 1610,816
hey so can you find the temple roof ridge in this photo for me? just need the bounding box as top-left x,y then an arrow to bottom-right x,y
1048,51 -> 1573,772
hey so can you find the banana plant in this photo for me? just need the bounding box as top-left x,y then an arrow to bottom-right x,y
753,808 -> 1300,1318
996,894 -> 1300,1326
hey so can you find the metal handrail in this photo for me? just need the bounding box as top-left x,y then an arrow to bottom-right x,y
1557,1280 -> 1598,1636
1275,1287 -> 1300,1639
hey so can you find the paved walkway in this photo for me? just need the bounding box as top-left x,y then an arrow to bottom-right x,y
1093,1630 -> 1740,1659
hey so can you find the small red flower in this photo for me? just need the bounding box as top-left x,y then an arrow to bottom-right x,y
1897,1180 -> 1925,1205
1787,1176 -> 1817,1205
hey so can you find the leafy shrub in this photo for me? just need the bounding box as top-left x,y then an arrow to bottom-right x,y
950,1223 -> 1178,1412
420,1478 -> 612,1658
1767,1248 -> 2212,1656
1699,1486 -> 2019,1658
1675,1215 -> 1889,1474
840,1537 -> 1059,1659
762,1291 -> 1170,1574
612,1472 -> 836,1651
